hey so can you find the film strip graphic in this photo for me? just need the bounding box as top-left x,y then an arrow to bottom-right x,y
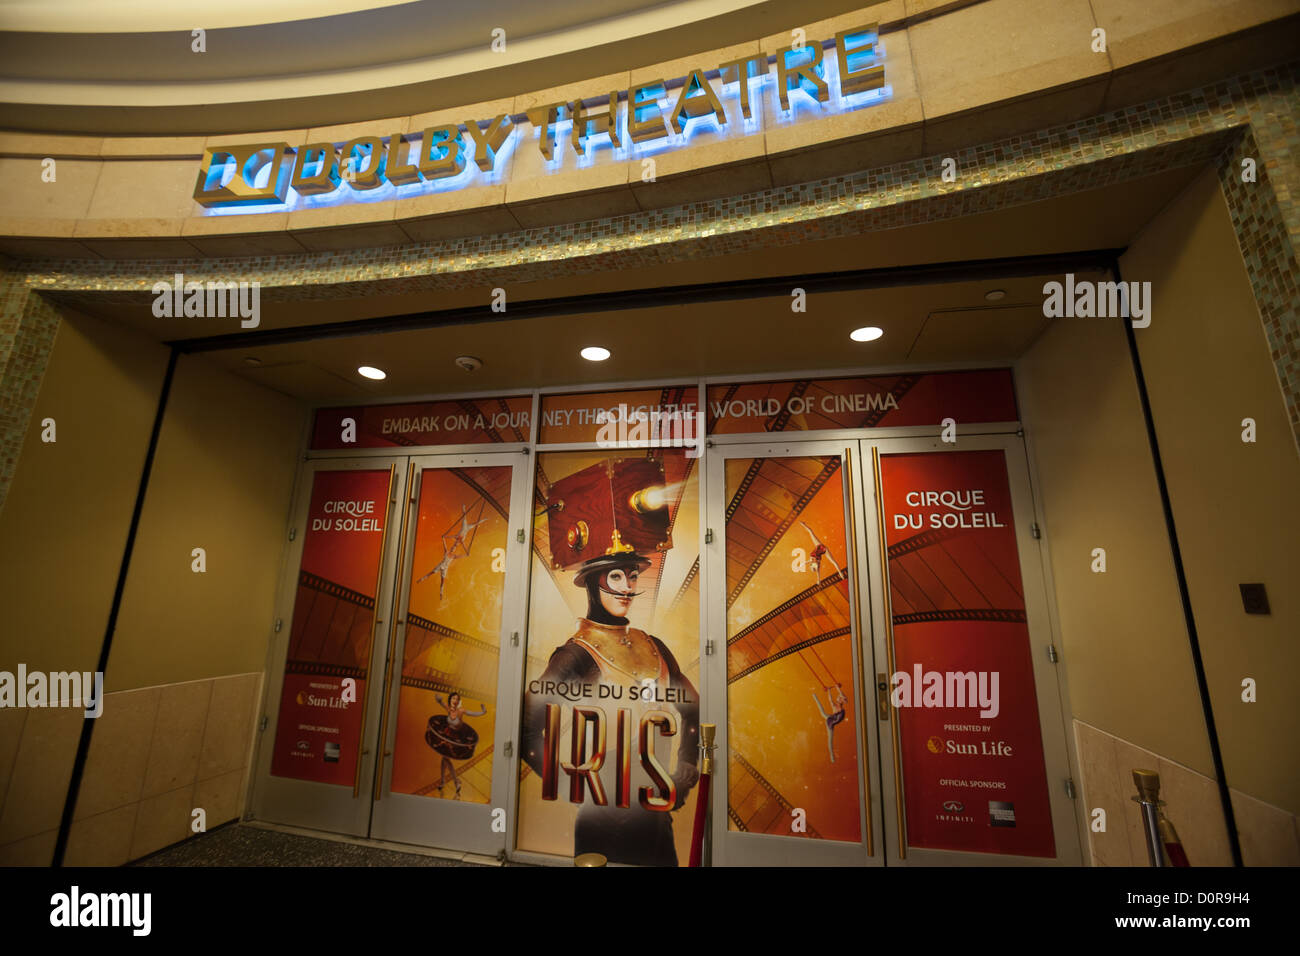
725,455 -> 841,608
885,523 -> 1026,625
402,612 -> 499,703
289,571 -> 377,666
727,627 -> 851,684
728,750 -> 823,838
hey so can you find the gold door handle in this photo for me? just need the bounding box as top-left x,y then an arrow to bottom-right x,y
870,446 -> 907,859
355,463 -> 398,798
877,674 -> 890,721
372,461 -> 417,802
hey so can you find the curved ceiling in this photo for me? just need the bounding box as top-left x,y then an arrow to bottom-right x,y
0,0 -> 867,133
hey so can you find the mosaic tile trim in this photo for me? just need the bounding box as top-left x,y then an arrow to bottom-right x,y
1,62 -> 1298,513
0,268 -> 61,514
1217,129 -> 1300,457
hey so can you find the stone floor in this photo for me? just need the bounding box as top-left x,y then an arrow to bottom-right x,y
129,823 -> 499,867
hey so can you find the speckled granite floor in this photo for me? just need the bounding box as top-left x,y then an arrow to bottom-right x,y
129,823 -> 503,867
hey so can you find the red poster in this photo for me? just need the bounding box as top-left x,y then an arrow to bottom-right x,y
270,468 -> 393,785
879,450 -> 1054,858
312,396 -> 532,449
707,369 -> 1017,434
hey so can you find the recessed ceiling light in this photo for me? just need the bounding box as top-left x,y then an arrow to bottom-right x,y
985,289 -> 1006,301
357,366 -> 386,380
581,346 -> 611,361
850,326 -> 884,342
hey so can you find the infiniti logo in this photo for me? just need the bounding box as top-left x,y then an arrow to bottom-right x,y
942,801 -> 964,812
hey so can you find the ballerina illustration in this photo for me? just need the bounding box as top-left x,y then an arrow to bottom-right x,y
425,692 -> 487,799
811,683 -> 849,763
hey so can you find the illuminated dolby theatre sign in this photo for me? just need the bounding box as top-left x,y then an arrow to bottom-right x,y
194,25 -> 886,211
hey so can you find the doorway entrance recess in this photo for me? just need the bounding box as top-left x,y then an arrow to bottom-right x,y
250,368 -> 1082,866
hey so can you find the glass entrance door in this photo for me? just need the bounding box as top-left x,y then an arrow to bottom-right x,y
704,435 -> 1082,866
860,434 -> 1081,866
705,440 -> 883,866
369,453 -> 531,854
253,457 -> 408,837
252,451 -> 530,856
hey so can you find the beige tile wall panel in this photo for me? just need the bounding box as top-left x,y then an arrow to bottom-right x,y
306,116 -> 410,145
1102,18 -> 1300,112
1154,755 -> 1233,866
1232,790 -> 1300,866
84,158 -> 201,220
0,157 -> 104,220
197,674 -> 260,782
64,803 -> 137,867
508,69 -> 636,228
920,78 -> 1108,156
202,129 -> 311,149
765,28 -> 923,185
394,184 -> 521,240
194,767 -> 247,831
181,212 -> 309,257
903,0 -> 980,18
141,681 -> 213,799
1016,318 -> 1214,776
109,355 -> 303,690
1075,720 -> 1298,867
73,687 -> 159,820
0,829 -> 56,866
0,706 -> 81,845
1091,0 -> 1300,71
0,237 -> 97,258
760,1 -> 908,51
1073,721 -> 1131,865
0,709 -> 25,812
910,0 -> 1109,143
1122,167 -> 1300,817
130,783 -> 195,860
0,133 -> 103,159
98,137 -> 207,159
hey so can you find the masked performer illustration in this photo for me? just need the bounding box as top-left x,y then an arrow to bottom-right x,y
426,692 -> 486,798
523,534 -> 700,867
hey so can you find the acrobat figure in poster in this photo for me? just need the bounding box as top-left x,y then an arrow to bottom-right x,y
811,683 -> 849,763
800,521 -> 841,584
416,501 -> 488,603
417,546 -> 459,603
425,692 -> 486,799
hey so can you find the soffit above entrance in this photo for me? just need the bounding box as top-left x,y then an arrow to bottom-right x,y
186,272 -> 1077,403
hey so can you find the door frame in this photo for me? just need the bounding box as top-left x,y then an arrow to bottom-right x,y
704,438 -> 884,866
856,432 -> 1083,866
249,455 -> 408,837
367,450 -> 533,856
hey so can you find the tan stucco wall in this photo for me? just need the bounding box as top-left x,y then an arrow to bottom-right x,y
1122,165 -> 1300,816
1019,164 -> 1300,818
0,307 -> 307,691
